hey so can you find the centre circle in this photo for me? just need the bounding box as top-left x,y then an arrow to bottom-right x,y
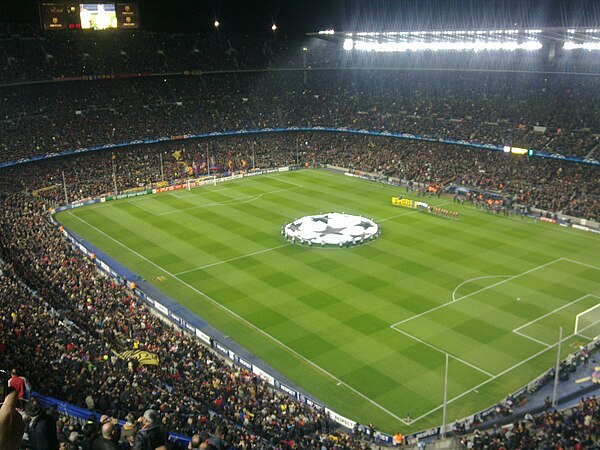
282,213 -> 380,247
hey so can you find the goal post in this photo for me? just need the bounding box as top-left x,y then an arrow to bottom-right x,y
186,175 -> 217,191
574,303 -> 600,339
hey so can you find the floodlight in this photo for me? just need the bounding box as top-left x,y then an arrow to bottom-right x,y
564,42 -> 600,50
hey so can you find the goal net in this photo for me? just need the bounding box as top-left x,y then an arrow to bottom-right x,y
574,303 -> 600,340
186,175 -> 217,191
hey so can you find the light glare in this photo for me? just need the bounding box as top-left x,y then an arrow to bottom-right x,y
564,41 -> 600,50
348,40 -> 542,52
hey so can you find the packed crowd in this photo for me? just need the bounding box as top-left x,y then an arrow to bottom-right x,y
0,131 -> 599,449
4,25 -> 600,83
1,25 -> 600,450
3,132 -> 598,222
459,397 -> 599,449
2,27 -> 600,164
2,63 -> 600,164
0,191 -> 368,449
0,25 -> 290,82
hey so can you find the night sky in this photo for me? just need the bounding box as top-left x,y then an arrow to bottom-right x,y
4,0 -> 600,36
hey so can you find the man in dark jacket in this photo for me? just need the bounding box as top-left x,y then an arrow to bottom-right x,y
132,410 -> 166,450
25,398 -> 58,450
90,422 -> 119,450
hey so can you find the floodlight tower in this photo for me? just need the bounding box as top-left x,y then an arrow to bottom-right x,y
271,23 -> 278,42
302,46 -> 308,84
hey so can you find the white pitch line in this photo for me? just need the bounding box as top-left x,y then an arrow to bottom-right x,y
66,211 -> 408,424
561,258 -> 600,272
126,200 -> 159,216
512,330 -> 552,348
391,258 -> 563,328
408,333 -> 566,423
174,243 -> 292,276
157,186 -> 303,216
263,175 -> 305,188
403,294 -> 600,423
452,275 -> 511,302
391,326 -> 494,377
513,294 -> 597,332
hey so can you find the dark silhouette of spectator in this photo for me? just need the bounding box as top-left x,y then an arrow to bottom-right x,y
25,397 -> 59,450
91,422 -> 120,450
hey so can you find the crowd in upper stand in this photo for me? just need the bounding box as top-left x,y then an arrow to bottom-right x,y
2,70 -> 600,162
2,28 -> 600,164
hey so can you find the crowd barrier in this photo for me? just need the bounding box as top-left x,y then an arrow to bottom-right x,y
33,391 -> 202,447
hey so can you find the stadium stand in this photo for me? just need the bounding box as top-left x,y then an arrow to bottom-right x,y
0,26 -> 599,449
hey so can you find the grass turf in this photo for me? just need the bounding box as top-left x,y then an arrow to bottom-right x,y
56,169 -> 600,434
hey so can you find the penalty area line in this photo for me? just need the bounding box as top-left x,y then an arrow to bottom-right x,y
66,211 -> 409,425
391,258 -> 563,328
390,326 -> 494,377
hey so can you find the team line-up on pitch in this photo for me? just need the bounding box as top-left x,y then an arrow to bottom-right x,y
392,196 -> 460,219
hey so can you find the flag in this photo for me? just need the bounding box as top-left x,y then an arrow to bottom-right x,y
112,349 -> 159,366
172,150 -> 182,161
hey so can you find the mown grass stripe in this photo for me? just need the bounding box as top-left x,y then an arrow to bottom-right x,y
56,169 -> 600,434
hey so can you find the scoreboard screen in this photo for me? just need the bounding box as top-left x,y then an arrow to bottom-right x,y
80,4 -> 117,29
40,2 -> 140,30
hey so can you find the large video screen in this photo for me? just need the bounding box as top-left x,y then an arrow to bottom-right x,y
41,3 -> 139,30
79,3 -> 118,29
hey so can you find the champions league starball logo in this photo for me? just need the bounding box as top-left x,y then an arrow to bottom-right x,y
282,213 -> 380,247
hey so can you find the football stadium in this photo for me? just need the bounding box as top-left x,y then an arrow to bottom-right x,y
1,1 -> 600,449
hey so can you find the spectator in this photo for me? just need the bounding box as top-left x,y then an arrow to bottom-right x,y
25,397 -> 59,450
120,413 -> 137,447
8,369 -> 26,399
188,434 -> 202,449
133,410 -> 167,450
91,422 -> 120,450
0,387 -> 24,450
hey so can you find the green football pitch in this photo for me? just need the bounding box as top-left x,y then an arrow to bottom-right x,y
56,169 -> 600,434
